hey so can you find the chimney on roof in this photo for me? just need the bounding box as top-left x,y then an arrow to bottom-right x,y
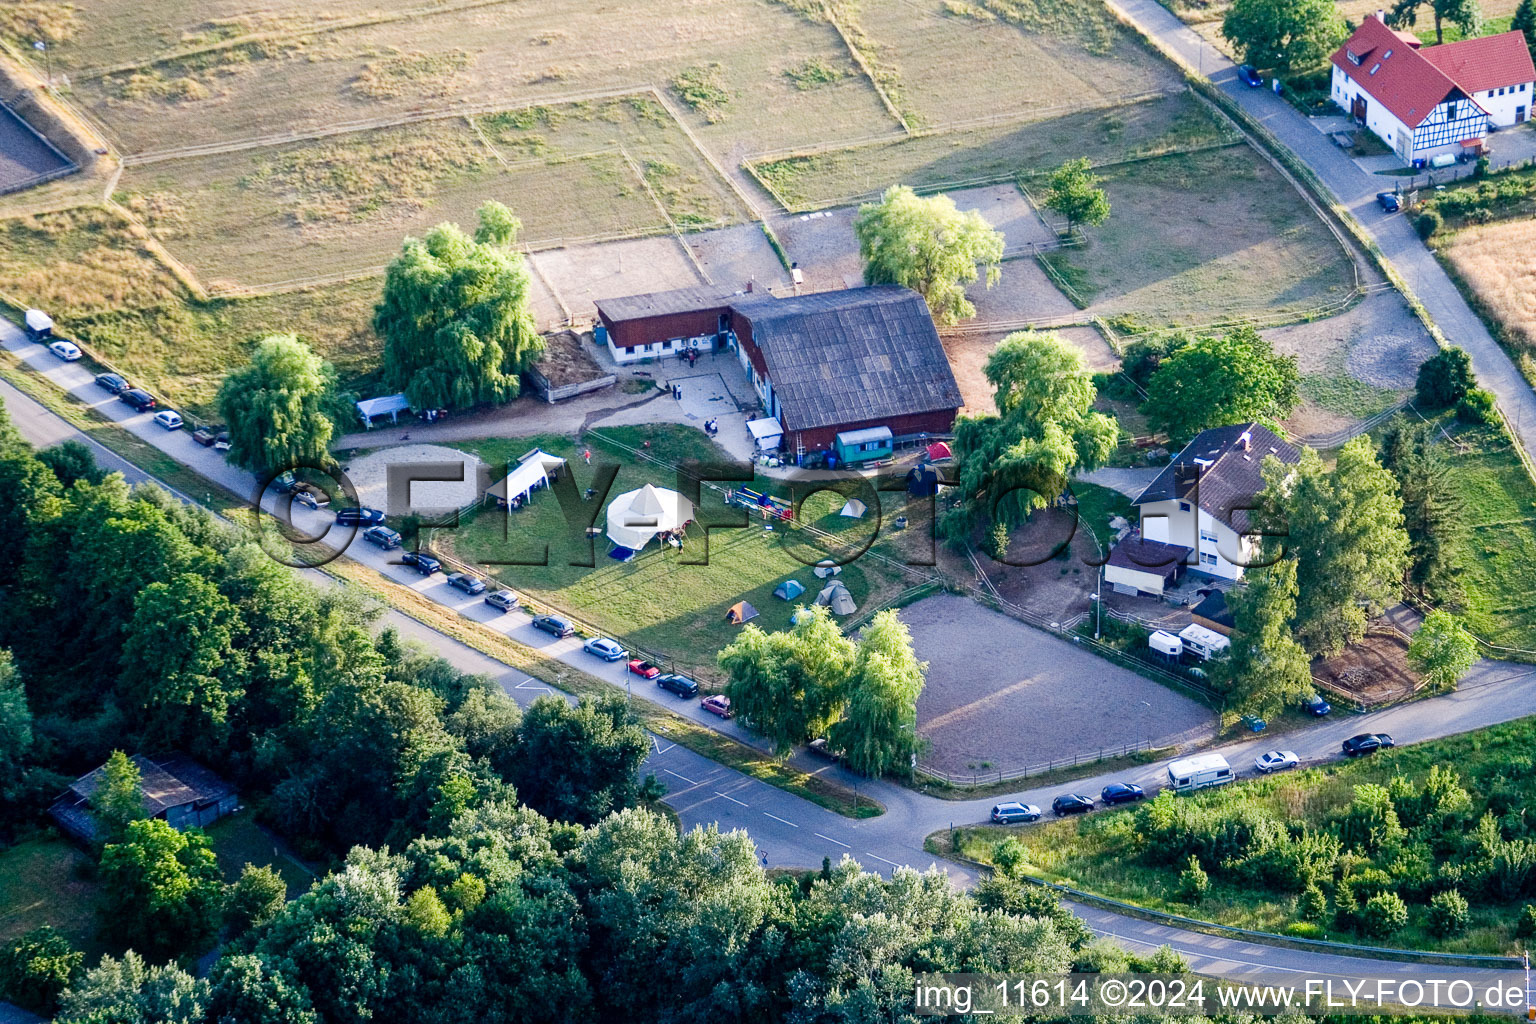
746,278 -> 755,293
1376,8 -> 1385,19
1239,430 -> 1252,452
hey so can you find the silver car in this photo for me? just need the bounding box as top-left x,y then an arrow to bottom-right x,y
990,802 -> 1042,824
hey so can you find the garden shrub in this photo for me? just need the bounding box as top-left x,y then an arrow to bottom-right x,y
1360,891 -> 1409,938
1455,388 -> 1497,426
1427,888 -> 1470,937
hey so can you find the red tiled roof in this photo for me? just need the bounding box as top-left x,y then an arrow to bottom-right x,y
1421,31 -> 1536,95
1331,16 -> 1464,128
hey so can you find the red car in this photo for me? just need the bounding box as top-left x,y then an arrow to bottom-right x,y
627,659 -> 661,680
701,695 -> 732,719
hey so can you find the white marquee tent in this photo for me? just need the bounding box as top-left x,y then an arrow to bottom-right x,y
605,483 -> 695,551
486,449 -> 567,505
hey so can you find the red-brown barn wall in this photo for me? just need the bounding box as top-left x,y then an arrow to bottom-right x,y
788,409 -> 958,452
599,307 -> 730,349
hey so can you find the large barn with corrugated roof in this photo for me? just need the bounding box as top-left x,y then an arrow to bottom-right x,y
594,285 -> 961,460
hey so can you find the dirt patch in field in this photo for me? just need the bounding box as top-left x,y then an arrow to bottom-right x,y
902,593 -> 1217,775
1312,630 -> 1420,703
535,328 -> 605,387
944,324 -> 1117,415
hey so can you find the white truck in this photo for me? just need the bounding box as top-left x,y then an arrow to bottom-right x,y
1166,753 -> 1234,793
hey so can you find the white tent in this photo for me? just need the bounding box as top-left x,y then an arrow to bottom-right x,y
815,581 -> 857,615
605,483 -> 695,551
746,417 -> 783,451
486,449 -> 566,505
839,498 -> 867,519
356,393 -> 411,428
813,560 -> 841,579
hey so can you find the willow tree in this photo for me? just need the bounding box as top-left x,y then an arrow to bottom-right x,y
374,201 -> 544,412
853,185 -> 1003,325
217,334 -> 338,478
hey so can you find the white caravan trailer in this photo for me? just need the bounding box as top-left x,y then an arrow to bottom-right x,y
1166,753 -> 1234,793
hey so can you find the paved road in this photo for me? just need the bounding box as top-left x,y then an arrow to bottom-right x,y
9,321 -> 1536,979
1104,0 -> 1536,470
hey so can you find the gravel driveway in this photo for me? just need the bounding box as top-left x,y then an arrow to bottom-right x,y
901,594 -> 1216,775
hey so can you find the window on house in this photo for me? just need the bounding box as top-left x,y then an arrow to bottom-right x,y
1199,529 -> 1218,544
1201,552 -> 1218,566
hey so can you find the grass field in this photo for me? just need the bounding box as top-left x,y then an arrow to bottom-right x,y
117,95 -> 746,287
750,91 -> 1232,210
1036,146 -> 1355,324
1441,219 -> 1536,359
432,425 -> 924,680
0,837 -> 104,957
0,207 -> 381,412
1434,422 -> 1536,651
939,714 -> 1536,954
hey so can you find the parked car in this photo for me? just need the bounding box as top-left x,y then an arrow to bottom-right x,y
48,340 -> 81,361
583,637 -> 626,661
1302,694 -> 1332,716
484,589 -> 520,612
118,388 -> 156,412
152,410 -> 183,431
807,737 -> 844,762
1377,191 -> 1401,213
700,694 -> 733,719
1238,64 -> 1264,88
213,432 -> 231,452
655,673 -> 699,698
94,372 -> 129,394
191,424 -> 224,446
627,659 -> 661,679
446,572 -> 487,595
532,615 -> 575,638
362,525 -> 402,550
1254,750 -> 1300,774
334,507 -> 386,527
400,551 -> 441,576
991,801 -> 1042,824
1052,793 -> 1094,816
1343,733 -> 1395,757
287,482 -> 329,509
1100,782 -> 1145,805
1241,714 -> 1267,733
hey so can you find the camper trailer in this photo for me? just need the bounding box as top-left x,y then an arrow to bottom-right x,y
1178,623 -> 1230,661
1148,631 -> 1183,661
1166,753 -> 1234,793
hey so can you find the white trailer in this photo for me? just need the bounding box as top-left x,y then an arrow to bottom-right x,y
1166,753 -> 1234,793
1148,631 -> 1183,659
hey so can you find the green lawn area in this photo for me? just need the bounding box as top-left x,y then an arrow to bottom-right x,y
1038,146 -> 1357,326
1071,481 -> 1134,549
204,811 -> 317,896
939,715 -> 1536,954
0,837 -> 105,958
436,425 -> 924,681
1437,422 -> 1536,651
1299,348 -> 1404,419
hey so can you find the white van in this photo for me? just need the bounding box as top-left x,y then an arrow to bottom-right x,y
1166,753 -> 1234,793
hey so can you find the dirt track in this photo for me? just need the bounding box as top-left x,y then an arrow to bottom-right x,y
901,593 -> 1217,776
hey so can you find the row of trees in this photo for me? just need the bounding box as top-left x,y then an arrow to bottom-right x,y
717,607 -> 927,777
0,398 -> 652,925
1216,419 -> 1479,718
1221,0 -> 1490,76
213,202 -> 545,478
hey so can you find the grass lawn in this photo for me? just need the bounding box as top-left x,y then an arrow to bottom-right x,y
1299,347 -> 1404,419
1037,147 -> 1356,326
935,714 -> 1536,954
119,95 -> 747,289
1071,481 -> 1134,549
0,207 -> 382,415
0,837 -> 106,958
435,424 -> 924,681
750,92 -> 1235,210
1434,422 -> 1536,651
203,811 -> 317,896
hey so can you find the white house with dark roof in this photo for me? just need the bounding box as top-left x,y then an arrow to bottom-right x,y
1124,422 -> 1301,583
1330,13 -> 1536,162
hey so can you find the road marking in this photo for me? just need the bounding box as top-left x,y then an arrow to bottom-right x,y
763,812 -> 798,828
814,832 -> 850,848
514,678 -> 552,692
715,791 -> 749,807
652,738 -> 676,755
664,768 -> 696,784
863,852 -> 903,868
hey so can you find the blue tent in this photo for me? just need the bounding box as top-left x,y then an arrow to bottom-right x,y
773,579 -> 806,601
